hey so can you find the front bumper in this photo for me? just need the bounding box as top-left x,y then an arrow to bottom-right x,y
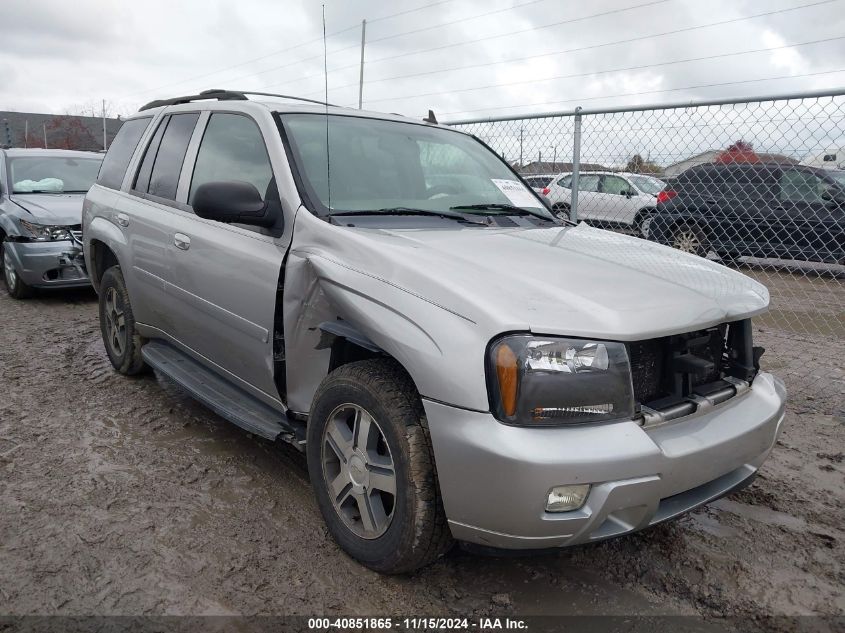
4,239 -> 90,288
424,371 -> 786,549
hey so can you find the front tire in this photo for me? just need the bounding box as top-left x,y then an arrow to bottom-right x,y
1,239 -> 35,299
672,223 -> 708,257
98,265 -> 147,375
307,359 -> 452,573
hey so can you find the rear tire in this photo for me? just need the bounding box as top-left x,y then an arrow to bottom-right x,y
552,202 -> 570,219
1,239 -> 35,299
672,223 -> 708,257
307,359 -> 452,573
98,265 -> 147,375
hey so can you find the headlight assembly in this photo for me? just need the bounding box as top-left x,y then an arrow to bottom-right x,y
18,219 -> 74,242
487,334 -> 635,426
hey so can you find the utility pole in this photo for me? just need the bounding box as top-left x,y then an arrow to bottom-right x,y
102,99 -> 107,150
24,120 -> 28,148
43,123 -> 48,148
538,150 -> 542,163
519,126 -> 524,166
357,20 -> 367,109
552,146 -> 557,167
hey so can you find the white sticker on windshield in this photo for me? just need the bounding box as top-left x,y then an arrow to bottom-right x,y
491,179 -> 538,208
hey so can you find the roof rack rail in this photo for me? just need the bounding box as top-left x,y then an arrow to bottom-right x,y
138,89 -> 337,112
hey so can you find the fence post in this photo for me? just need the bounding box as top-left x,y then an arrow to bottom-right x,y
570,107 -> 582,223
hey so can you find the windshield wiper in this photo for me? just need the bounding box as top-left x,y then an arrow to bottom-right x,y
449,203 -> 552,221
329,207 -> 486,225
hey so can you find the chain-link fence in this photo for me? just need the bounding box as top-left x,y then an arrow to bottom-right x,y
448,90 -> 845,411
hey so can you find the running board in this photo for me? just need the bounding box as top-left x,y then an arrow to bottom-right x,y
142,341 -> 301,445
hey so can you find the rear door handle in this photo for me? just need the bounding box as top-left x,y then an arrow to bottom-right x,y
174,233 -> 191,251
116,213 -> 129,227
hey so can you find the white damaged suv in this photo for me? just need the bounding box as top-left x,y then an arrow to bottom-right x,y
83,90 -> 786,573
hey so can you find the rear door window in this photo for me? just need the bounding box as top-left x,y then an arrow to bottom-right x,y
97,117 -> 151,190
189,113 -> 274,203
600,175 -> 629,195
134,113 -> 199,201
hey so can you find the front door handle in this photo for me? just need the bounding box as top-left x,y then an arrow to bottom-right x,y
116,213 -> 129,227
174,233 -> 191,251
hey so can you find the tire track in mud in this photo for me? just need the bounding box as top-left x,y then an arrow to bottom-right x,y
0,284 -> 842,624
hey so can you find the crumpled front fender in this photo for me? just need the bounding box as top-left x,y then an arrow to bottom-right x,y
282,213 -> 489,414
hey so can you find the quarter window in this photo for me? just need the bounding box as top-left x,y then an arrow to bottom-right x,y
189,113 -> 274,203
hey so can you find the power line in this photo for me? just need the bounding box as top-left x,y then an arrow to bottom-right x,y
123,0 -> 458,100
351,37 -> 844,105
261,0 -> 675,92
363,0 -> 549,46
440,68 -> 845,117
211,0 -> 562,93
305,0 -> 841,96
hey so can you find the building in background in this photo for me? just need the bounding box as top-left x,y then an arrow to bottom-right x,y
0,111 -> 123,151
518,160 -> 607,175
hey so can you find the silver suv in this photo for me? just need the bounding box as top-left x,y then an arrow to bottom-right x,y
83,90 -> 786,573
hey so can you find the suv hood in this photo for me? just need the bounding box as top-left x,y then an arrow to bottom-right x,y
330,222 -> 769,341
9,193 -> 84,225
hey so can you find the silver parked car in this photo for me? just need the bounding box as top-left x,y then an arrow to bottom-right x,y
82,90 -> 786,573
0,148 -> 102,298
545,170 -> 665,236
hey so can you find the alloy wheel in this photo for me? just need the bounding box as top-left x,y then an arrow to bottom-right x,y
674,229 -> 700,254
104,287 -> 127,357
321,403 -> 397,539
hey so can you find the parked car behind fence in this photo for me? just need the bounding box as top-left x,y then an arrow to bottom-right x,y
544,170 -> 666,235
648,162 -> 845,265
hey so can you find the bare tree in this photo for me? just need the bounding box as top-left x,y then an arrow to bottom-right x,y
63,100 -> 122,119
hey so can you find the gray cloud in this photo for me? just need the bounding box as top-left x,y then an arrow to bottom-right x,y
0,0 -> 842,121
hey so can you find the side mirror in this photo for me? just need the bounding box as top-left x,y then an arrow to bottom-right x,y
821,187 -> 844,205
192,181 -> 276,228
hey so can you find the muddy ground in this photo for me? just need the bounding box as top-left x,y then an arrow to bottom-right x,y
0,265 -> 842,628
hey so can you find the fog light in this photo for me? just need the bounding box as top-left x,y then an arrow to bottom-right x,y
545,484 -> 590,512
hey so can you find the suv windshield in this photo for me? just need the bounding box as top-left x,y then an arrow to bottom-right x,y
830,170 -> 845,188
280,113 -> 552,219
9,156 -> 102,193
629,175 -> 665,194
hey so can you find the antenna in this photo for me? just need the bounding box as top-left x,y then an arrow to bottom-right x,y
322,4 -> 332,213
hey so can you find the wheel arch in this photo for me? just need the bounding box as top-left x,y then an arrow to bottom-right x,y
89,239 -> 121,293
283,252 -> 486,416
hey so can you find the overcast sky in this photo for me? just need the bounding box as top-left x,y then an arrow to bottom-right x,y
1,0 -> 844,122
